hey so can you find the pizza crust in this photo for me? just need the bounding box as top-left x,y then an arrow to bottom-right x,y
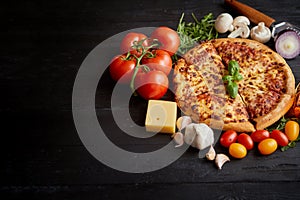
254,94 -> 295,130
203,119 -> 255,132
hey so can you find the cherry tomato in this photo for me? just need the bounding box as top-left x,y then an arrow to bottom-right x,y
237,133 -> 254,150
258,138 -> 278,155
150,27 -> 180,56
250,130 -> 270,143
229,143 -> 247,159
270,129 -> 289,147
120,32 -> 148,55
134,70 -> 169,100
220,130 -> 238,148
285,120 -> 300,141
109,54 -> 136,84
141,49 -> 172,76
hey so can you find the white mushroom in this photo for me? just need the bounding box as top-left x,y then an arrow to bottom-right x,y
233,16 -> 250,27
250,22 -> 272,43
228,22 -> 250,38
215,154 -> 230,170
184,123 -> 214,150
176,116 -> 192,131
214,13 -> 234,33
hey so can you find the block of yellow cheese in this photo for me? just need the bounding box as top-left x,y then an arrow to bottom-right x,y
145,100 -> 177,134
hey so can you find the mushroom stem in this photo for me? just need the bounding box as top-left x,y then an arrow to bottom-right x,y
228,28 -> 243,38
258,22 -> 265,32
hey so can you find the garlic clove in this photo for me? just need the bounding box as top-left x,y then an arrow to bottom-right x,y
206,145 -> 216,161
176,116 -> 192,131
215,154 -> 230,170
173,132 -> 184,148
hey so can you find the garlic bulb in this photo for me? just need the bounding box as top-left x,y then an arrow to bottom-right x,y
184,123 -> 214,150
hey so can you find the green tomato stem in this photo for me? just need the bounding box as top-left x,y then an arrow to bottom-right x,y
128,37 -> 161,94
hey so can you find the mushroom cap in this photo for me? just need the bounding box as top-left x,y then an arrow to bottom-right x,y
215,13 -> 234,33
250,22 -> 272,43
233,16 -> 250,26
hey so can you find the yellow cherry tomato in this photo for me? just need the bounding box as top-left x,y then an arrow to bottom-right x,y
229,143 -> 247,159
258,138 -> 278,155
285,120 -> 299,141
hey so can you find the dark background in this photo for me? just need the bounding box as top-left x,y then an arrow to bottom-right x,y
1,0 -> 300,199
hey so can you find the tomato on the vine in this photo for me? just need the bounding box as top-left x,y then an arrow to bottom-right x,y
120,32 -> 148,55
285,120 -> 300,141
270,129 -> 289,147
150,26 -> 180,56
134,70 -> 169,100
237,133 -> 254,150
220,130 -> 238,148
141,49 -> 173,76
250,130 -> 270,143
109,54 -> 136,84
258,138 -> 278,155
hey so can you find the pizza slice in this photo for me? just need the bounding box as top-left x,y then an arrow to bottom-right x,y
212,38 -> 295,130
174,43 -> 255,132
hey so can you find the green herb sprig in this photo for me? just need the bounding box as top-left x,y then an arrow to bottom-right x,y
176,12 -> 218,56
222,60 -> 243,98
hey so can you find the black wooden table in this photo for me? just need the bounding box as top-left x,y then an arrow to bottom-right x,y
1,0 -> 300,199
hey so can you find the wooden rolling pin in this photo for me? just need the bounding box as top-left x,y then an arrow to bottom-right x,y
224,0 -> 276,27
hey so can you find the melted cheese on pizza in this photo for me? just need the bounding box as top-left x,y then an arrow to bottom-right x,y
174,38 -> 295,131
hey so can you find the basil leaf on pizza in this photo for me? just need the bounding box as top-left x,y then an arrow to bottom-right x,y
227,81 -> 238,98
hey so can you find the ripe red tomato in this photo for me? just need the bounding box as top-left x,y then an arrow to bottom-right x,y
258,138 -> 278,155
134,70 -> 169,100
120,32 -> 148,55
109,54 -> 136,84
141,49 -> 172,75
250,130 -> 270,143
220,130 -> 238,148
237,133 -> 254,150
270,129 -> 289,147
150,27 -> 180,56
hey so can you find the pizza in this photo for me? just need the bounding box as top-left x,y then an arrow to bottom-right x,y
173,38 -> 295,132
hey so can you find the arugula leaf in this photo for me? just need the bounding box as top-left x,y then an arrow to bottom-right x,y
176,12 -> 218,56
281,140 -> 298,152
266,116 -> 289,132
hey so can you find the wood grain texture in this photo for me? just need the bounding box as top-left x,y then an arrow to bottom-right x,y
225,0 -> 276,27
1,0 -> 300,199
